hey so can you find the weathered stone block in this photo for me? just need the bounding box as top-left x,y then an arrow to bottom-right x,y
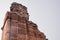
1,2 -> 47,40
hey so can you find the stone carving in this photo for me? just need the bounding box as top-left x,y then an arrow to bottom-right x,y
1,2 -> 47,40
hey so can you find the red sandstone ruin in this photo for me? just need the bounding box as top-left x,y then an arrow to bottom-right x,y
1,2 -> 47,40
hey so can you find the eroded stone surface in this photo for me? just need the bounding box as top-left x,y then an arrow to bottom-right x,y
2,2 -> 47,40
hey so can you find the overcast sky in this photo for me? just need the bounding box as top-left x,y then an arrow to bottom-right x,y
0,0 -> 60,40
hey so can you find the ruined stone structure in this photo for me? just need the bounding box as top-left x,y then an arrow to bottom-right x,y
1,2 -> 47,40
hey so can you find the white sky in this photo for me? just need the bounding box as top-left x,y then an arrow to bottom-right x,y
0,0 -> 60,40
